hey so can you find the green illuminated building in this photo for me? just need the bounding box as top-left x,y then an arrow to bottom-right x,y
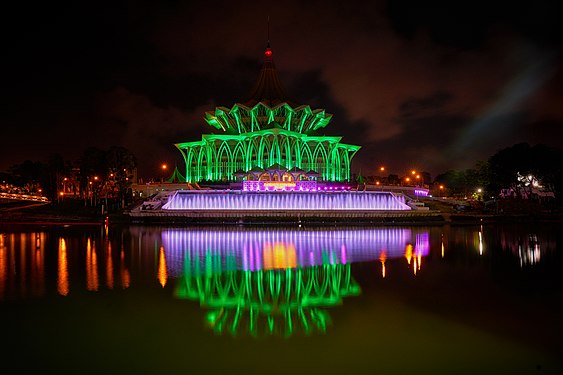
175,43 -> 360,183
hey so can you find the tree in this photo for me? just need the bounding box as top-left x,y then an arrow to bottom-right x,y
106,146 -> 137,207
487,143 -> 563,199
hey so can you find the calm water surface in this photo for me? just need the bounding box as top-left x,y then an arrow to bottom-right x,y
1,222 -> 562,374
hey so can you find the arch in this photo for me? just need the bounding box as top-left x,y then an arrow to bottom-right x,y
258,136 -> 272,169
300,142 -> 313,172
279,135 -> 293,169
246,138 -> 259,170
186,148 -> 197,183
282,172 -> 294,182
290,138 -> 301,168
233,143 -> 246,174
331,148 -> 342,181
342,149 -> 352,181
217,142 -> 233,181
270,136 -> 282,166
197,146 -> 210,181
313,143 -> 329,179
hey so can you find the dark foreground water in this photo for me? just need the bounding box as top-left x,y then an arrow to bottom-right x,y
0,222 -> 562,374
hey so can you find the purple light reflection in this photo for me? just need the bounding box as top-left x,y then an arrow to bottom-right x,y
161,228 -> 430,276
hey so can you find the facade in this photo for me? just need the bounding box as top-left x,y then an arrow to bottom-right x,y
175,44 -> 360,183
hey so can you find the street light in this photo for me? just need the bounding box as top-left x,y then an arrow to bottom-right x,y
161,164 -> 168,183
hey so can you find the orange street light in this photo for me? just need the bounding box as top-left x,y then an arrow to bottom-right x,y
161,164 -> 168,170
379,166 -> 385,172
411,170 -> 416,175
439,185 -> 444,190
405,177 -> 411,182
94,176 -> 99,181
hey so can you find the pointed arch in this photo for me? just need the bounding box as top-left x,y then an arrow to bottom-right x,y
233,143 -> 246,174
342,148 -> 352,181
246,138 -> 259,169
270,136 -> 282,166
217,142 -> 233,181
300,141 -> 313,172
186,148 -> 198,183
279,134 -> 293,169
258,136 -> 272,169
197,147 -> 209,181
331,148 -> 342,181
312,142 -> 329,179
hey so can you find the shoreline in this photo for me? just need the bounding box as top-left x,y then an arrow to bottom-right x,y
1,210 -> 562,227
2,199 -> 562,227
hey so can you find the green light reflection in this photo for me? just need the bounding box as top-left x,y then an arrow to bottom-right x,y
175,252 -> 360,337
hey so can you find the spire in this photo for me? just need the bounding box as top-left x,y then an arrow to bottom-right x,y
241,20 -> 294,107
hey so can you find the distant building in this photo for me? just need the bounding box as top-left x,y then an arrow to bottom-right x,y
175,43 -> 360,183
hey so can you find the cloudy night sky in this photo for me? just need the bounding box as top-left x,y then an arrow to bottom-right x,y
1,0 -> 562,180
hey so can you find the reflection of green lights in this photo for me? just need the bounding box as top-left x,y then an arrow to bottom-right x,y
175,255 -> 360,337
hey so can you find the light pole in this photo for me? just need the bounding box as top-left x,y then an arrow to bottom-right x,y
161,164 -> 168,183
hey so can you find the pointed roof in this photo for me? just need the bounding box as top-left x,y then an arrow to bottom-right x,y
242,43 -> 295,107
265,163 -> 286,171
289,166 -> 306,174
166,166 -> 186,183
248,166 -> 266,174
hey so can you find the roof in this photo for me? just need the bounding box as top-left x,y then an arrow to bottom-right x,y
265,163 -> 286,171
289,166 -> 306,174
166,166 -> 186,183
242,45 -> 296,107
248,166 -> 266,174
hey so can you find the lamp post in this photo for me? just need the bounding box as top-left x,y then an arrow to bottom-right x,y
161,164 -> 168,183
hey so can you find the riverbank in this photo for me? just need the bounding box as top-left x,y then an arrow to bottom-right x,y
2,200 -> 562,226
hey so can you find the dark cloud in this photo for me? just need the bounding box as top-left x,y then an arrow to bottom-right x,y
399,91 -> 453,118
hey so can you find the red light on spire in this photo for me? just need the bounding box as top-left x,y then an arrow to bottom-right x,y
265,49 -> 272,57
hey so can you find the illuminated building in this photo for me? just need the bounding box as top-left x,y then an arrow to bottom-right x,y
175,43 -> 360,183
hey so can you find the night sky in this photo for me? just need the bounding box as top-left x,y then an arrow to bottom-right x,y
2,1 -> 562,180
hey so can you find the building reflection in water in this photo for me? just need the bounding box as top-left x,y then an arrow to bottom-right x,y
163,227 -> 430,336
58,238 -> 69,296
498,229 -> 553,267
0,226 -> 431,319
0,232 -> 46,300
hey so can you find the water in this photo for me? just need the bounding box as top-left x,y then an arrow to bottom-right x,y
162,190 -> 410,210
0,222 -> 562,374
